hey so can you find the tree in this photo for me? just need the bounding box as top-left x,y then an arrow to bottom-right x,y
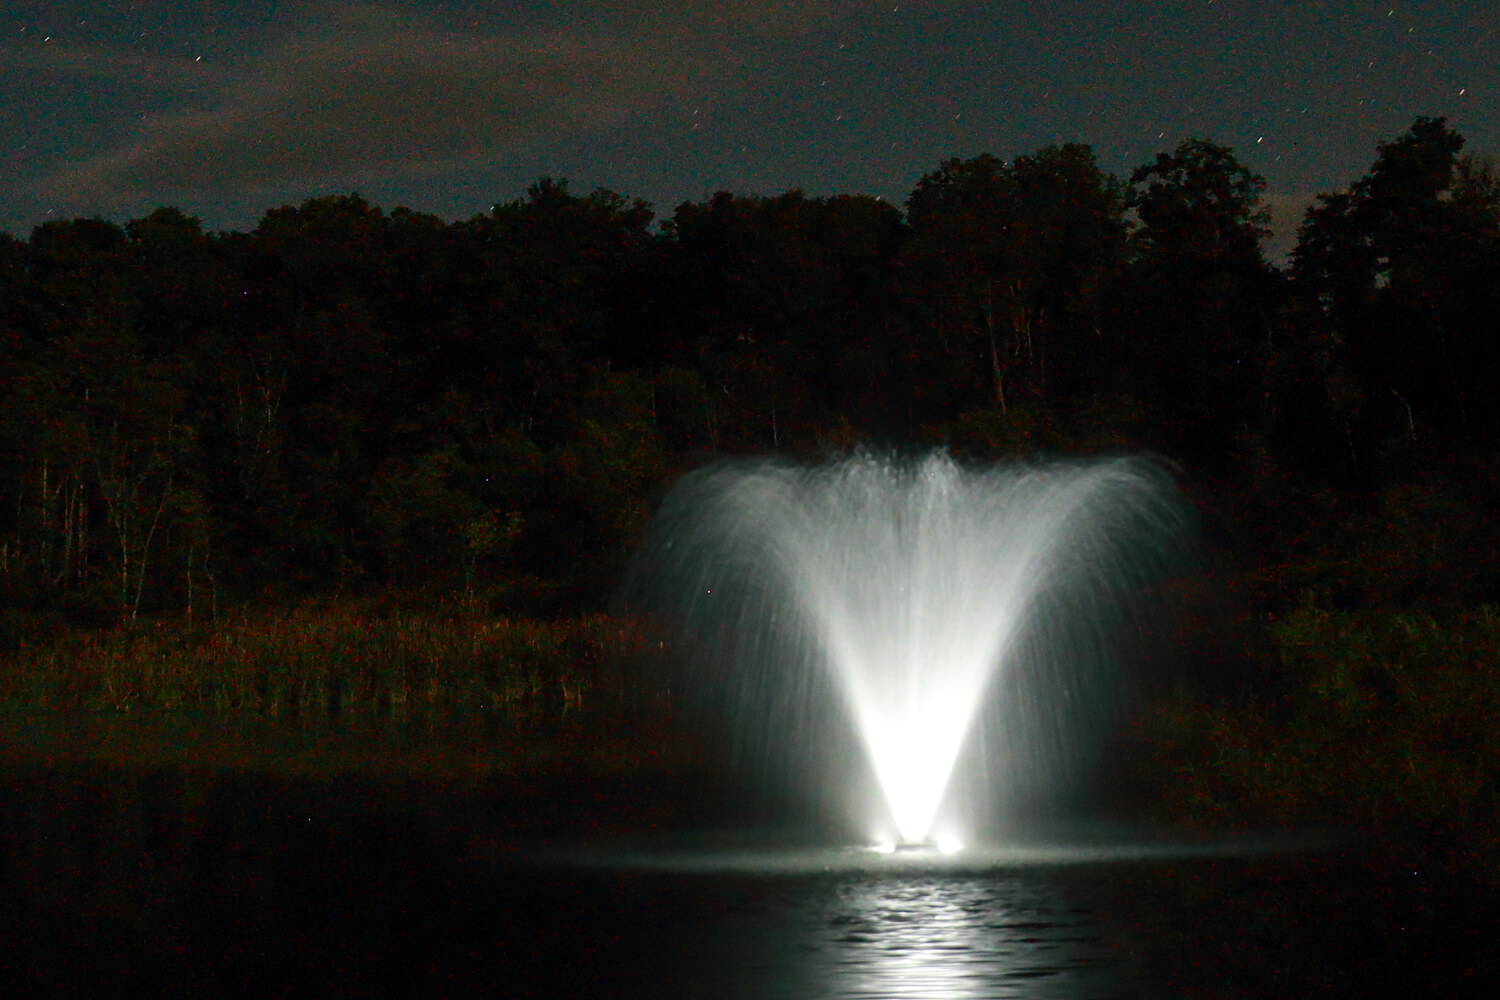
88,407 -> 190,622
658,189 -> 905,450
467,178 -> 656,378
905,154 -> 1017,416
904,146 -> 1126,429
0,218 -> 212,623
1128,139 -> 1271,271
1113,138 -> 1277,464
10,221 -> 137,620
1293,117 -> 1500,448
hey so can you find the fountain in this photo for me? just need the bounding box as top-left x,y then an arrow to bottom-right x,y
624,450 -> 1190,848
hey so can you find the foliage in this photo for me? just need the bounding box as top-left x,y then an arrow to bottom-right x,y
1134,602 -> 1500,873
1112,138 -> 1280,467
0,600 -> 655,719
1292,117 -> 1500,448
1,121 -> 1492,638
655,189 -> 907,449
0,117 -> 1497,876
0,124 -> 1497,866
904,146 -> 1126,421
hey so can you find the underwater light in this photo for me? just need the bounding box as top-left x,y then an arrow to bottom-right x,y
934,833 -> 964,855
867,835 -> 964,856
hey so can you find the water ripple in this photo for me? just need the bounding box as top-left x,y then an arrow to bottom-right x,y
679,872 -> 1133,999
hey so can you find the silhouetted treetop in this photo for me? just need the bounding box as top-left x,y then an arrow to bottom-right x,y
1293,117 -> 1500,445
1127,138 -> 1270,272
1,117 -> 1496,636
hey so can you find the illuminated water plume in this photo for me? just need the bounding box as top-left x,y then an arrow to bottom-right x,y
626,451 -> 1187,844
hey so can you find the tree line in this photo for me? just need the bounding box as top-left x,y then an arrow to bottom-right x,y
2,116 -> 1498,641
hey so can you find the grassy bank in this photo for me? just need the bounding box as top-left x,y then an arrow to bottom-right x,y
0,598 -> 657,721
0,599 -> 711,844
1128,601 -> 1500,876
8,590 -> 1499,879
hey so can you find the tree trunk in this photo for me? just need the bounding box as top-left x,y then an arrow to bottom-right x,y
983,279 -> 1006,413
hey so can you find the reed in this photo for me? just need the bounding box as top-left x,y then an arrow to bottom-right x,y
0,599 -> 653,720
1132,601 -> 1500,875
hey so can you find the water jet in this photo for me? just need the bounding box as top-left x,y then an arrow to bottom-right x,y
625,450 -> 1188,846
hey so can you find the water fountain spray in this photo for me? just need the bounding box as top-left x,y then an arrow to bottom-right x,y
626,451 -> 1188,846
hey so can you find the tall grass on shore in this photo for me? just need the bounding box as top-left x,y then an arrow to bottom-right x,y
1134,601 -> 1500,874
0,600 -> 654,720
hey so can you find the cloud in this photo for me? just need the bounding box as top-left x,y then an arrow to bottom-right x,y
25,0 -> 941,215
32,3 -> 681,205
0,38 -> 197,82
586,1 -> 906,39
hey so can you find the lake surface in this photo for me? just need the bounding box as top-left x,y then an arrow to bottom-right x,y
1,712 -> 1495,997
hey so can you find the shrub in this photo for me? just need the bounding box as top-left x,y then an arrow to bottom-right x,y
0,600 -> 656,721
1132,602 -> 1500,872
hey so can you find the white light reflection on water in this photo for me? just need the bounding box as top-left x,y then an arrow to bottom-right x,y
686,872 -> 1129,999
819,876 -> 1123,1000
547,832 -> 1332,997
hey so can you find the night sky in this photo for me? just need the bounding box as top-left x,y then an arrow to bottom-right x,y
5,1 -> 1495,257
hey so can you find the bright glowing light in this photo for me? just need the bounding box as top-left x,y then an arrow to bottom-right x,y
934,833 -> 964,855
628,451 -> 1188,857
860,691 -> 977,843
869,840 -> 897,854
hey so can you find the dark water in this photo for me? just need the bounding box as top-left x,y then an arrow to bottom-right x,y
0,724 -> 1495,998
577,865 -> 1137,998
